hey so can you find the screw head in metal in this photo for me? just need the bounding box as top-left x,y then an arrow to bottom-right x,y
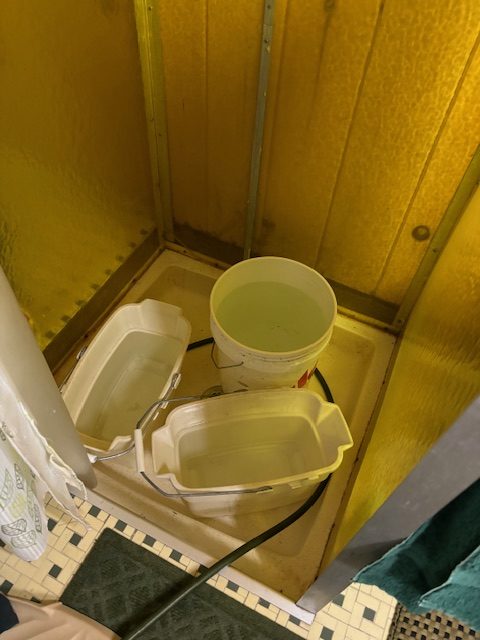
412,225 -> 431,241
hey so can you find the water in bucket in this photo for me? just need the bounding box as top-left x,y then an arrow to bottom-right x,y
215,281 -> 327,352
210,257 -> 336,391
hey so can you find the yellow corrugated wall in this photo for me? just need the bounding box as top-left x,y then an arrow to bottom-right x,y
325,185 -> 480,561
0,0 -> 155,349
157,0 -> 263,246
2,1 -> 478,343
157,0 -> 480,305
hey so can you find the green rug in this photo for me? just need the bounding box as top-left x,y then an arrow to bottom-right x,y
61,528 -> 298,640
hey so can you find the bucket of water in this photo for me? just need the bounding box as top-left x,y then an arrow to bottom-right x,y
210,257 -> 336,392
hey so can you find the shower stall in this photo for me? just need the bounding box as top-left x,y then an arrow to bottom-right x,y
1,0 -> 479,619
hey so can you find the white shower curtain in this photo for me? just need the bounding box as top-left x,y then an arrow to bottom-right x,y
0,368 -> 86,560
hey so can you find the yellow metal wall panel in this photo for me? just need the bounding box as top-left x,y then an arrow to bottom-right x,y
375,38 -> 480,304
154,0 -> 479,305
158,0 -> 262,246
207,1 -> 264,244
0,0 -> 155,349
316,0 -> 480,293
145,1 -> 480,304
326,186 -> 480,560
255,0 -> 381,264
157,0 -> 209,233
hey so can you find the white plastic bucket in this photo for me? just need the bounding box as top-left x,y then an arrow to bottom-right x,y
151,388 -> 352,517
210,257 -> 336,392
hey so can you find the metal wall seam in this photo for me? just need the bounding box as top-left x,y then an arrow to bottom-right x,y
243,0 -> 275,260
134,0 -> 174,243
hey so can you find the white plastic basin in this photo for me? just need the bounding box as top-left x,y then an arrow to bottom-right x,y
62,299 -> 191,452
152,388 -> 352,517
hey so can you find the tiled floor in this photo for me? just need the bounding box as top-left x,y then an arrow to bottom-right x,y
0,496 -> 397,639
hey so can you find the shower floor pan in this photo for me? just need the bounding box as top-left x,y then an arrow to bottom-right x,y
69,250 -> 395,615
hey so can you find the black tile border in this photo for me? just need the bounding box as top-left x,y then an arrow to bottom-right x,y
49,564 -> 62,579
114,520 -> 127,532
0,580 -> 13,594
226,580 -> 239,593
70,533 -> 82,546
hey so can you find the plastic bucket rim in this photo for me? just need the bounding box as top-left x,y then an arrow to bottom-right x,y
210,256 -> 337,359
212,326 -> 333,364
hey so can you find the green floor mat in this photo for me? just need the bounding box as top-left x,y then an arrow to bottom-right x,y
61,528 -> 299,640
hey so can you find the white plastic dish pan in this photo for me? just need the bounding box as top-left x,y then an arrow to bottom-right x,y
151,388 -> 352,517
62,299 -> 191,453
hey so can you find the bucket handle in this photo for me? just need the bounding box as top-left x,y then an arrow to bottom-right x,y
210,342 -> 244,369
142,473 -> 274,498
59,345 -> 88,392
134,409 -> 274,497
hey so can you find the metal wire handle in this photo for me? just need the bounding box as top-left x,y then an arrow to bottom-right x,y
85,373 -> 275,496
134,373 -> 212,433
139,469 -> 273,498
210,342 -> 243,369
88,373 -> 183,463
134,382 -> 275,498
59,346 -> 88,392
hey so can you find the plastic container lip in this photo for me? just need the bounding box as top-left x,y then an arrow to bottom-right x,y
209,256 -> 337,358
152,388 -> 353,494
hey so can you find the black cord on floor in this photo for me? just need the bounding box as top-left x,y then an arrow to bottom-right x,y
186,336 -> 214,351
122,475 -> 331,640
123,338 -> 336,640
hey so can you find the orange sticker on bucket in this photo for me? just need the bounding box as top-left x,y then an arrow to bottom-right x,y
297,370 -> 309,388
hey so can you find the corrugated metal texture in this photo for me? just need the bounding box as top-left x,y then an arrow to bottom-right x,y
326,186 -> 480,561
156,0 -> 480,306
0,0 -> 155,350
255,0 -> 382,263
314,1 -> 480,295
256,0 -> 480,302
157,0 -> 263,246
375,39 -> 480,303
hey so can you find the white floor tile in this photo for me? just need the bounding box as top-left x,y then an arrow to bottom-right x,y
349,602 -> 366,629
346,627 -> 372,640
286,621 -> 308,637
334,621 -> 348,640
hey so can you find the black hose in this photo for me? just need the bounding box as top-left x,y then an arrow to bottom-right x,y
314,368 -> 335,403
188,336 -> 335,403
186,336 -> 214,351
122,475 -> 331,640
123,338 -> 335,640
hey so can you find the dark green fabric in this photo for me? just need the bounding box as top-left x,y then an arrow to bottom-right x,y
61,528 -> 298,640
355,480 -> 480,630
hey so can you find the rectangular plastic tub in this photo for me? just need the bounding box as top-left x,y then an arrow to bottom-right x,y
151,388 -> 352,517
62,299 -> 191,453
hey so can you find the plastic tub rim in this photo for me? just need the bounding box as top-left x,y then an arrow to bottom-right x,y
209,256 -> 337,360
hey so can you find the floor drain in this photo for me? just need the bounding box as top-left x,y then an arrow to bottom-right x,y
201,385 -> 223,398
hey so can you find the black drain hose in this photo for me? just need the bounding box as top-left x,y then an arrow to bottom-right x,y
123,338 -> 335,640
123,476 -> 330,639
